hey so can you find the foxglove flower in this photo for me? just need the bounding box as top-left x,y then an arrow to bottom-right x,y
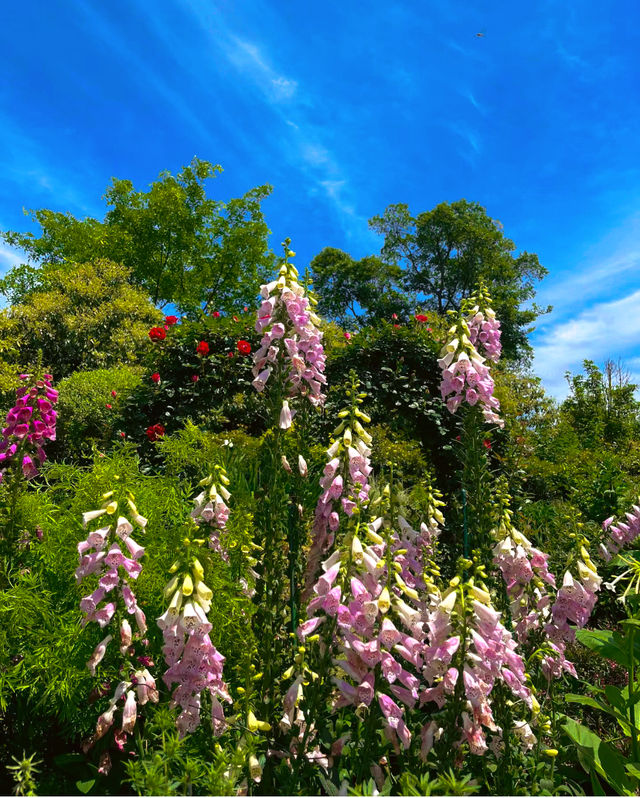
191,466 -> 231,558
438,290 -> 504,427
252,239 -> 327,425
158,553 -> 231,737
464,283 -> 502,363
78,492 -> 155,749
0,374 -> 57,484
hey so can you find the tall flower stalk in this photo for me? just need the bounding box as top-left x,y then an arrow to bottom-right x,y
158,471 -> 232,737
250,239 -> 327,725
0,373 -> 57,555
77,483 -> 157,767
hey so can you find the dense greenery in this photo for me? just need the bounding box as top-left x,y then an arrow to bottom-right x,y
1,163 -> 639,797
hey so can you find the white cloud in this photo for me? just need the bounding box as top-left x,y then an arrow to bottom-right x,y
0,244 -> 23,274
223,36 -> 298,104
533,288 -> 640,399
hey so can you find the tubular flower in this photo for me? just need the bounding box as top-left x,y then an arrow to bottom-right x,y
302,388 -> 372,600
0,374 -> 58,485
158,548 -> 231,737
464,283 -> 502,363
252,239 -> 327,424
542,548 -> 601,679
77,491 -> 155,748
438,288 -> 504,427
490,485 -> 556,643
287,390 -> 453,762
599,502 -> 640,561
190,466 -> 231,557
420,582 -> 535,758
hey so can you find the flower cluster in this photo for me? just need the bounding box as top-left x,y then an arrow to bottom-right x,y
77,490 -> 156,747
464,285 -> 502,363
600,504 -> 640,561
303,390 -> 372,600
438,300 -> 503,427
491,488 -> 556,643
158,544 -> 231,737
148,327 -> 166,342
190,466 -> 231,558
146,423 -> 165,442
542,546 -> 601,679
252,240 -> 327,423
0,374 -> 57,483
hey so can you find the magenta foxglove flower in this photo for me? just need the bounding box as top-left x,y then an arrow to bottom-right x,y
0,374 -> 58,484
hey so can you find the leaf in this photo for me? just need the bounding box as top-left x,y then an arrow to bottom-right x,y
563,717 -> 632,794
604,685 -> 626,713
75,779 -> 95,794
565,693 -> 616,717
625,763 -> 640,781
575,628 -> 630,668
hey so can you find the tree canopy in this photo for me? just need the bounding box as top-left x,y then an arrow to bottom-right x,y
0,158 -> 274,313
311,200 -> 549,360
0,259 -> 161,378
310,248 -> 414,325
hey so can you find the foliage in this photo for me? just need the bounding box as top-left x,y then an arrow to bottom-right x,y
368,199 -> 549,360
0,158 -> 275,313
562,359 -> 640,448
0,259 -> 161,378
310,248 -> 414,325
118,312 -> 267,455
55,366 -> 144,459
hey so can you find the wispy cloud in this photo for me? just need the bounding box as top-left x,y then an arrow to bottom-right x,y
177,1 -> 377,249
535,211 -> 640,325
222,36 -> 299,102
0,243 -> 23,274
533,288 -> 640,398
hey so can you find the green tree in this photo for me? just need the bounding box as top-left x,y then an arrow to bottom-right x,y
562,359 -> 640,448
0,259 -> 161,378
310,247 -> 414,324
0,158 -> 274,313
368,200 -> 549,360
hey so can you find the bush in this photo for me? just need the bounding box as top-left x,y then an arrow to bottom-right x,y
55,366 -> 144,459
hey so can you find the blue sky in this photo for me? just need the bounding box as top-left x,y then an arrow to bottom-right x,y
1,0 -> 639,397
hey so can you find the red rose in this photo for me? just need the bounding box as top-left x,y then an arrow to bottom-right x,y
196,341 -> 210,356
233,315 -> 239,322
227,352 -> 234,358
392,313 -> 398,320
105,403 -> 112,409
243,306 -> 248,312
165,315 -> 178,326
191,375 -> 199,382
146,423 -> 165,442
415,314 -> 428,323
111,390 -> 117,398
212,311 -> 221,318
151,372 -> 161,384
120,432 -> 125,438
237,340 -> 251,355
148,327 -> 166,341
483,439 -> 492,450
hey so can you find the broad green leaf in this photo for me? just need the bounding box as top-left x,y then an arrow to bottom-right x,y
563,717 -> 632,794
575,628 -> 630,668
625,762 -> 640,781
75,780 -> 95,794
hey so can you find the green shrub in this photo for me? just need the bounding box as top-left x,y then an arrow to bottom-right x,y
55,366 -> 144,459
